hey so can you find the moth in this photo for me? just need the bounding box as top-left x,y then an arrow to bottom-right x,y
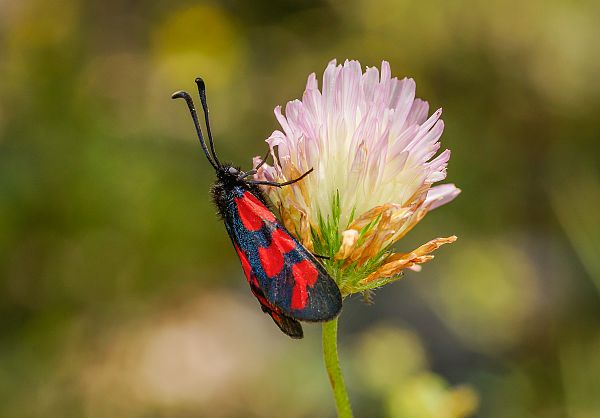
172,78 -> 342,338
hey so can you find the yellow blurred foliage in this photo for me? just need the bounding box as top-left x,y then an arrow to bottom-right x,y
419,238 -> 539,352
151,4 -> 245,89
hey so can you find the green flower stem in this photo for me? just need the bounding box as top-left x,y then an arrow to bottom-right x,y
322,318 -> 354,418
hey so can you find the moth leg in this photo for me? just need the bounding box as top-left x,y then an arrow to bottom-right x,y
246,168 -> 314,188
238,169 -> 257,180
254,148 -> 271,171
312,253 -> 330,260
238,148 -> 271,180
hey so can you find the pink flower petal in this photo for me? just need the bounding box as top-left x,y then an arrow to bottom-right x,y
425,184 -> 461,210
254,60 -> 459,237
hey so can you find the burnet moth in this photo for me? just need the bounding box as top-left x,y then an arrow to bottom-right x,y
172,78 -> 342,339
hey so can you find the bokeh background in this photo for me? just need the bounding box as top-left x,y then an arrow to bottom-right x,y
1,0 -> 599,417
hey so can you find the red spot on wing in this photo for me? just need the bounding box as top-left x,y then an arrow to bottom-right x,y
236,198 -> 262,231
291,260 -> 319,310
235,245 -> 254,284
271,228 -> 296,253
244,192 -> 276,221
258,241 -> 284,278
235,191 -> 276,231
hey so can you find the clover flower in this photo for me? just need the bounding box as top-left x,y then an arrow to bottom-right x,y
254,59 -> 460,296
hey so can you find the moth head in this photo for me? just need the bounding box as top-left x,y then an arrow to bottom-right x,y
216,164 -> 245,185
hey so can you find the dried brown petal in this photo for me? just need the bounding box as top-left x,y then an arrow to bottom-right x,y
360,236 -> 457,285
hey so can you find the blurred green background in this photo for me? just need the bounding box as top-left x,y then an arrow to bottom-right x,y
1,0 -> 599,417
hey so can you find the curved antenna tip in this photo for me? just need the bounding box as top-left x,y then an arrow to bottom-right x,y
195,77 -> 206,89
171,91 -> 188,100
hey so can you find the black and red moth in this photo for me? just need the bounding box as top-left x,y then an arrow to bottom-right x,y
172,78 -> 342,339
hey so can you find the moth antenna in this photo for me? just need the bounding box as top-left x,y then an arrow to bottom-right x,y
172,90 -> 218,170
195,78 -> 222,168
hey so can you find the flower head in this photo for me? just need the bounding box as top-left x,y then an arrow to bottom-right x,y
254,60 -> 460,295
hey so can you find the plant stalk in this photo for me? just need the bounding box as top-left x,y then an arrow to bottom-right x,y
322,318 -> 354,418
